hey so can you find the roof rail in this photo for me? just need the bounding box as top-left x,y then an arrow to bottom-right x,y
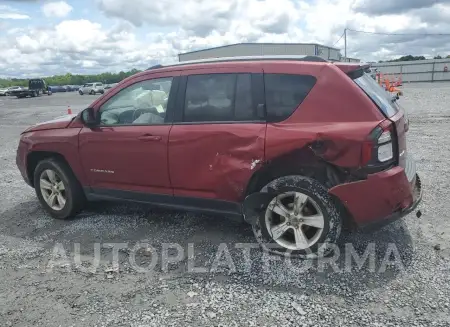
146,55 -> 329,70
147,64 -> 164,70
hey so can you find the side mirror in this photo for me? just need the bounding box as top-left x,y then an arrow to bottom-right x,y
80,107 -> 97,127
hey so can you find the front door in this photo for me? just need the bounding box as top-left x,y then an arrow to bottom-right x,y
79,75 -> 176,195
168,68 -> 266,202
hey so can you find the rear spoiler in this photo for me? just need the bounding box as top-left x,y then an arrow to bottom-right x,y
334,62 -> 371,79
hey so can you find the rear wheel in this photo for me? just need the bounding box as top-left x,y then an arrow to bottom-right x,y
33,158 -> 86,219
79,90 -> 83,95
252,175 -> 342,259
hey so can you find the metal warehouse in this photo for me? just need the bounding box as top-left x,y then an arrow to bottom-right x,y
178,43 -> 348,62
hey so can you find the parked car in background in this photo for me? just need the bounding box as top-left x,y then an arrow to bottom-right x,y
15,55 -> 422,259
79,82 -> 104,95
0,87 -> 9,96
0,86 -> 23,96
10,79 -> 51,98
48,86 -> 61,93
104,83 -> 118,92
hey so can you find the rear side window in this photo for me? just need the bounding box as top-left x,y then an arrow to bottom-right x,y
264,74 -> 317,122
353,72 -> 399,117
183,73 -> 256,122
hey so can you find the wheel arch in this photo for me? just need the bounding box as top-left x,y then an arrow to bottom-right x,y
27,151 -> 71,187
243,147 -> 355,228
245,147 -> 345,196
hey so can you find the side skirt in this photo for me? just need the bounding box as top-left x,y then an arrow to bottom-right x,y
84,187 -> 245,223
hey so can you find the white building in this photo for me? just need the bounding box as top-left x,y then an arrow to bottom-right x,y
178,43 -> 351,62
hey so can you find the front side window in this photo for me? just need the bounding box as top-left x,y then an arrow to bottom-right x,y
99,77 -> 172,125
264,74 -> 317,122
183,73 -> 255,122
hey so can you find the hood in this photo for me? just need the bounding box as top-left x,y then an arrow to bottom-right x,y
22,114 -> 78,133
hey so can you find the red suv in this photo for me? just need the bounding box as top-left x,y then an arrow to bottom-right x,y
16,56 -> 422,258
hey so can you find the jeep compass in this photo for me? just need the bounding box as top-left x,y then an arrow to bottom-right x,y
16,55 -> 422,258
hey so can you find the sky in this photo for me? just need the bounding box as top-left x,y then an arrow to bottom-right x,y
1,0 -> 450,78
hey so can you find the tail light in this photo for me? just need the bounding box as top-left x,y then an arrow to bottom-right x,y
361,120 -> 396,168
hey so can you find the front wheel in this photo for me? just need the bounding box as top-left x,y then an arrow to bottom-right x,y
33,158 -> 86,219
79,90 -> 83,95
252,175 -> 342,259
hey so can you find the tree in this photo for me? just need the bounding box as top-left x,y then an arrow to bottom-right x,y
0,68 -> 143,88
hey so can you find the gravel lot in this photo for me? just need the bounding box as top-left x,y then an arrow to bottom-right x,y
0,87 -> 449,327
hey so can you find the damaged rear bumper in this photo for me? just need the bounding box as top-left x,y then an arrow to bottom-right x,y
358,174 -> 422,231
329,167 -> 422,230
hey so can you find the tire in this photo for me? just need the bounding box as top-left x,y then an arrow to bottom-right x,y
90,90 -> 95,95
79,90 -> 83,95
252,175 -> 342,259
31,91 -> 36,97
33,158 -> 86,219
99,90 -> 104,94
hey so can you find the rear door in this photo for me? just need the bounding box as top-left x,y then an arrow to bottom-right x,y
168,66 -> 266,202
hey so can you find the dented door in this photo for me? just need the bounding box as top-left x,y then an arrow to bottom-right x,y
168,67 -> 266,202
168,124 -> 265,201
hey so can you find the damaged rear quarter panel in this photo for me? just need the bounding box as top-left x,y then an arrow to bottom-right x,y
265,64 -> 385,168
168,123 -> 266,202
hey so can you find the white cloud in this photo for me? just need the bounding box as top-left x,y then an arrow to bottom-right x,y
0,13 -> 30,19
2,0 -> 450,77
0,5 -> 30,20
41,1 -> 73,18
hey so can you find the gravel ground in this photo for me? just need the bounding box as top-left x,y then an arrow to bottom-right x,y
0,88 -> 449,327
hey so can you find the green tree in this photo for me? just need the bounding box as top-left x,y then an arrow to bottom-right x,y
0,68 -> 143,88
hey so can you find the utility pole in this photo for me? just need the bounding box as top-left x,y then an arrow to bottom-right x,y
344,28 -> 347,61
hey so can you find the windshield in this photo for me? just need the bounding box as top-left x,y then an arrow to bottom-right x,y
85,83 -> 93,87
354,72 -> 399,117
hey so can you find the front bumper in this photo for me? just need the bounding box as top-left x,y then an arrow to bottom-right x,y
329,166 -> 422,229
16,140 -> 32,186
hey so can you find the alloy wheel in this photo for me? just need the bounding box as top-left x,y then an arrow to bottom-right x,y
39,169 -> 67,211
265,191 -> 325,251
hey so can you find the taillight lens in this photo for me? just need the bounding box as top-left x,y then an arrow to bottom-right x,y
377,130 -> 393,162
361,120 -> 396,168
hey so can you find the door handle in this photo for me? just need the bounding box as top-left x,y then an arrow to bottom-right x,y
137,134 -> 162,141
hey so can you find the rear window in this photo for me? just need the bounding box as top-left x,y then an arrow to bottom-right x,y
353,72 -> 399,117
264,74 -> 317,122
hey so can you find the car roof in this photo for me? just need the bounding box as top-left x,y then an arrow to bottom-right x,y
141,55 -> 370,77
146,55 -> 329,71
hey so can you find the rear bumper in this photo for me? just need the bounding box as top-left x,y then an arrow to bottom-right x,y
359,174 -> 422,231
329,166 -> 422,229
